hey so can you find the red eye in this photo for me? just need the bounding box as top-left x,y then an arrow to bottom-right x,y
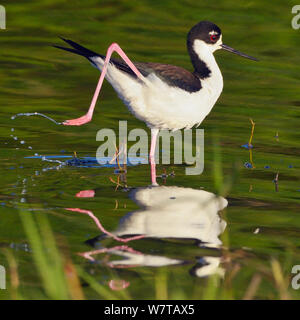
210,35 -> 217,42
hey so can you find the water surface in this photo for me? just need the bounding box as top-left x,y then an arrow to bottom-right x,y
1,0 -> 300,299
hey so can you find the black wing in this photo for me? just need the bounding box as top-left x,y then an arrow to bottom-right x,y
134,62 -> 202,93
54,38 -> 202,93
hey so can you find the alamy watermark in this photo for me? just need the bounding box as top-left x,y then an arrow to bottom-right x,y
0,5 -> 5,29
292,5 -> 300,29
0,265 -> 5,290
96,121 -> 204,175
291,265 -> 300,289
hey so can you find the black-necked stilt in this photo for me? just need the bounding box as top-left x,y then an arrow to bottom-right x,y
54,21 -> 257,184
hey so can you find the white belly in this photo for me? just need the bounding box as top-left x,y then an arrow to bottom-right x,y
92,57 -> 223,130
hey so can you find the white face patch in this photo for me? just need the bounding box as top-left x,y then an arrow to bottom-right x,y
215,34 -> 223,49
193,35 -> 223,55
209,30 -> 219,36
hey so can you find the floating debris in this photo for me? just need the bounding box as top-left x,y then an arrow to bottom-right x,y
273,172 -> 279,192
160,168 -> 168,179
114,168 -> 127,174
241,143 -> 253,149
66,156 -> 99,167
244,162 -> 253,169
265,165 -> 270,169
253,228 -> 260,234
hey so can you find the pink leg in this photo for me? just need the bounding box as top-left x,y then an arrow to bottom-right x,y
78,245 -> 142,262
65,207 -> 145,243
63,43 -> 143,126
150,128 -> 159,186
78,245 -> 130,261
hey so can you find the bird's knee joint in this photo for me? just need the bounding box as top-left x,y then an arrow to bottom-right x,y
110,42 -> 120,49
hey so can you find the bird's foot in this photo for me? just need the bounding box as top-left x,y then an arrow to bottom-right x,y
151,182 -> 159,187
63,114 -> 91,126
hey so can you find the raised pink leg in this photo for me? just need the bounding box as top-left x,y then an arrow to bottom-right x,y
63,43 -> 143,126
150,128 -> 159,186
65,207 -> 145,242
78,245 -> 131,262
78,245 -> 142,262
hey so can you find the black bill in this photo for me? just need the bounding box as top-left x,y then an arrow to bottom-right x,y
221,44 -> 258,61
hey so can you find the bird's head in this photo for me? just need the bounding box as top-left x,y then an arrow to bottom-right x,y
187,21 -> 258,61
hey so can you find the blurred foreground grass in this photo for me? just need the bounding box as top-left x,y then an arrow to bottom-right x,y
1,208 -> 294,300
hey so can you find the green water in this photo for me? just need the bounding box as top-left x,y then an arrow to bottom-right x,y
1,0 -> 300,299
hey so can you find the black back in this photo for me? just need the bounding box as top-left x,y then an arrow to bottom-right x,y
54,21 -> 222,93
54,38 -> 202,93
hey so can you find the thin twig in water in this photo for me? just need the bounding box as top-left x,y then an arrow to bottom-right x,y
274,172 -> 279,192
109,176 -> 123,191
249,148 -> 255,169
248,118 -> 255,148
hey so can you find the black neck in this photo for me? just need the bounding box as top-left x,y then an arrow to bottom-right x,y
187,40 -> 211,79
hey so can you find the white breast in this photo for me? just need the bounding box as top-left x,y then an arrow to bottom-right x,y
91,53 -> 223,130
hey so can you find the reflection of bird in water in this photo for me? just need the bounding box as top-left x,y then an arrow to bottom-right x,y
92,185 -> 227,277
107,249 -> 183,268
189,256 -> 225,278
114,186 -> 227,248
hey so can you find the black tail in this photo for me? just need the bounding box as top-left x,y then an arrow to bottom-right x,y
53,37 -> 104,61
53,37 -> 140,79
